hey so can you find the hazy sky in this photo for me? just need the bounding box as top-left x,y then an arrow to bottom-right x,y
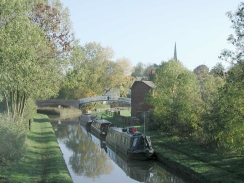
60,0 -> 242,71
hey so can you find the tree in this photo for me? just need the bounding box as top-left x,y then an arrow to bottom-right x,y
210,62 -> 226,78
114,58 -> 134,97
208,2 -> 244,153
0,0 -> 74,117
58,43 -> 85,99
80,42 -> 114,96
147,60 -> 203,138
59,42 -> 135,99
31,0 -> 74,62
206,64 -> 244,152
193,65 -> 209,79
219,2 -> 244,65
131,62 -> 145,77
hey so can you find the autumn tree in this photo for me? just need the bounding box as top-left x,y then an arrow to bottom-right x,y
59,42 -> 135,99
31,0 -> 74,61
0,0 -> 74,118
113,57 -> 134,97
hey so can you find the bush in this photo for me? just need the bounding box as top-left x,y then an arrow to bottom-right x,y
0,114 -> 27,165
23,98 -> 37,123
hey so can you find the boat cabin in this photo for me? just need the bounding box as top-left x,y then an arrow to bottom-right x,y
91,118 -> 113,137
79,114 -> 97,127
106,126 -> 155,160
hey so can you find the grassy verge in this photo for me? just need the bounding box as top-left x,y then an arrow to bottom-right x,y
0,114 -> 72,183
149,132 -> 244,183
98,110 -> 244,183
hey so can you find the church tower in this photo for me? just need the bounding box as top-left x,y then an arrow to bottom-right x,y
174,42 -> 178,61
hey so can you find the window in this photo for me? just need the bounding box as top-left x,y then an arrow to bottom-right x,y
133,138 -> 138,146
125,137 -> 128,146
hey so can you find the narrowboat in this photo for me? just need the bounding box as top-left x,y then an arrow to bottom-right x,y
79,114 -> 97,127
106,126 -> 156,160
91,118 -> 113,137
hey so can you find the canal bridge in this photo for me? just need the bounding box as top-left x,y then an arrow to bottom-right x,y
36,96 -> 131,109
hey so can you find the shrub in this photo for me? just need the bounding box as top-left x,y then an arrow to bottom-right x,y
0,114 -> 27,165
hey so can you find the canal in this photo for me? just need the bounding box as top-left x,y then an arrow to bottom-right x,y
50,115 -> 194,183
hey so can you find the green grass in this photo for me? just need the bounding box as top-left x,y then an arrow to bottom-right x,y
0,114 -> 72,183
148,132 -> 244,183
119,110 -> 131,117
94,103 -> 110,109
97,110 -> 244,183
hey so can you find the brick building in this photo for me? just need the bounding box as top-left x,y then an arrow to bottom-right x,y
131,80 -> 156,120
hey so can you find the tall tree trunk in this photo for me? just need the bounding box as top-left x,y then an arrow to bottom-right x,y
20,93 -> 26,118
3,92 -> 9,115
16,89 -> 20,115
10,91 -> 15,118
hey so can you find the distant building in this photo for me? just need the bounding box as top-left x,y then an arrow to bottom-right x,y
149,69 -> 155,81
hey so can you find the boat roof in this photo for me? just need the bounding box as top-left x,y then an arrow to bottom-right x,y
93,119 -> 112,124
81,114 -> 92,120
108,126 -> 142,137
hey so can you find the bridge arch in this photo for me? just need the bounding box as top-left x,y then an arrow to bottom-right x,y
36,96 -> 131,109
79,96 -> 131,108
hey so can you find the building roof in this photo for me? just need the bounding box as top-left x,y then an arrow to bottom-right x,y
142,81 -> 156,88
131,80 -> 156,89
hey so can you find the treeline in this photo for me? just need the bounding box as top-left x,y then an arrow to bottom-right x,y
58,42 -> 135,99
0,0 -> 76,164
146,3 -> 244,154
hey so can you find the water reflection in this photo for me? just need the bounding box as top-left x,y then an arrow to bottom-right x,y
52,117 -> 113,179
146,164 -> 187,183
80,124 -> 107,153
50,115 -> 192,183
106,146 -> 187,183
107,145 -> 152,182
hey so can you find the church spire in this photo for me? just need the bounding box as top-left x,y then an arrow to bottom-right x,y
174,42 -> 177,61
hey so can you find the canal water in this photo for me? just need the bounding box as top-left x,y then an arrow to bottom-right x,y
50,116 -> 193,183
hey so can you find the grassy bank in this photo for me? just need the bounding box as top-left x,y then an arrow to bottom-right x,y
0,114 -> 72,183
98,110 -> 244,183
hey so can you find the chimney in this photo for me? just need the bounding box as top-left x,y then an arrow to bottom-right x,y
150,69 -> 155,81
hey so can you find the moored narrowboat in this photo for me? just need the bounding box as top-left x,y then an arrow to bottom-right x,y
91,118 -> 113,137
79,114 -> 97,128
106,126 -> 156,160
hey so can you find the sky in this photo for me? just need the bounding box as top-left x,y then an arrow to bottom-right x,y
60,0 -> 242,71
